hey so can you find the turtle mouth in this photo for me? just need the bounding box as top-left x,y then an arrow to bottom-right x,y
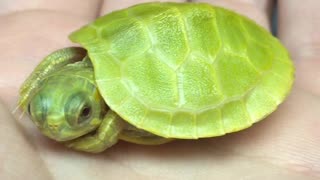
42,131 -> 70,142
41,128 -> 77,142
40,125 -> 97,142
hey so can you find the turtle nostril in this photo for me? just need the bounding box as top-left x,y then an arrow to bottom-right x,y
48,124 -> 60,132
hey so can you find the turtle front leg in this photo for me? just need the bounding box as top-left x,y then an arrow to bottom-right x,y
65,110 -> 124,153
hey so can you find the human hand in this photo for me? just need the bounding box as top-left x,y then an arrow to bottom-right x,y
0,0 -> 319,179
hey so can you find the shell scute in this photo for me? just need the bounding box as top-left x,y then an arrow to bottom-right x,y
141,110 -> 172,138
99,19 -> 150,60
124,52 -> 178,109
196,108 -> 224,137
221,100 -> 252,132
247,41 -> 274,71
214,53 -> 261,97
116,97 -> 147,126
170,111 -> 197,138
177,55 -> 224,110
182,5 -> 221,61
147,8 -> 190,70
215,8 -> 248,55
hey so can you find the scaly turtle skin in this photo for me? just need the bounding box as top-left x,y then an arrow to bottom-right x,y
19,2 -> 294,153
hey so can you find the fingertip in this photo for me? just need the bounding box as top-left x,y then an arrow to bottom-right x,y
100,0 -> 186,15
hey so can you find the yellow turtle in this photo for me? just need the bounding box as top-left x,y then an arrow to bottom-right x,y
19,2 -> 294,153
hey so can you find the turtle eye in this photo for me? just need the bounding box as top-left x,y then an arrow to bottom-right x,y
27,103 -> 32,115
65,92 -> 92,126
78,105 -> 92,124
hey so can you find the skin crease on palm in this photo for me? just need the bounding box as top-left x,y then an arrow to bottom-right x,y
0,0 -> 319,179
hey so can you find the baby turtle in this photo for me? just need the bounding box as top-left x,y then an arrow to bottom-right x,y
19,2 -> 294,153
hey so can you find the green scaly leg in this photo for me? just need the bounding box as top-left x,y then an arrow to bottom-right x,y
65,110 -> 124,153
65,110 -> 173,153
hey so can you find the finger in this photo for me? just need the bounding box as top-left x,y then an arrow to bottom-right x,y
0,0 -> 101,19
100,0 -> 186,15
278,0 -> 320,60
0,0 -> 103,105
278,0 -> 320,96
0,101 -> 52,179
193,0 -> 274,30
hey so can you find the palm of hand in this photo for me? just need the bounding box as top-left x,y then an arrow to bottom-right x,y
0,1 -> 319,179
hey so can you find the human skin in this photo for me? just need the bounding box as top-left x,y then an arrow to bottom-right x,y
0,0 -> 319,179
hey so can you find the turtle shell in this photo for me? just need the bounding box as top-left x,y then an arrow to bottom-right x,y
69,2 -> 294,138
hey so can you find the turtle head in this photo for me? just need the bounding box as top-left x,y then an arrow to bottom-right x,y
27,66 -> 107,141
